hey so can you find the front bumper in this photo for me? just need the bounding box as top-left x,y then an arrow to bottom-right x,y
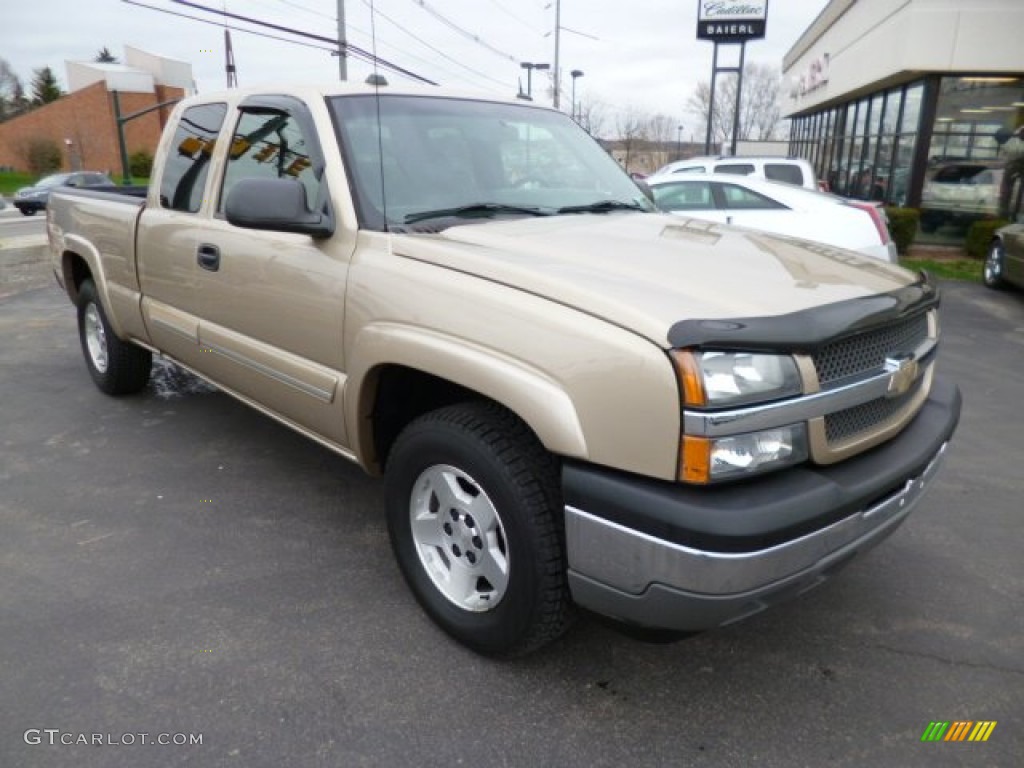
563,375 -> 960,632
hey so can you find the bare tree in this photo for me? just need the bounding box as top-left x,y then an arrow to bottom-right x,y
645,113 -> 678,169
0,58 -> 27,122
687,62 -> 784,149
95,47 -> 119,64
615,105 -> 648,171
576,96 -> 608,139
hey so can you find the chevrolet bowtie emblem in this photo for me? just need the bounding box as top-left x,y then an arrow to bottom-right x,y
884,355 -> 919,398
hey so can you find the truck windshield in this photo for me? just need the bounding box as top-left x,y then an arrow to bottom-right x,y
328,94 -> 653,232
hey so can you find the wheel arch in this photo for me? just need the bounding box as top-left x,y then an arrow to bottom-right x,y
58,236 -> 127,337
346,324 -> 588,475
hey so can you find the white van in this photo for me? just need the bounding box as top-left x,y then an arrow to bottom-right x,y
652,155 -> 820,191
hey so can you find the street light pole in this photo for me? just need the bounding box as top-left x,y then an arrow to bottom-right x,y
520,62 -> 550,100
570,69 -> 584,122
676,124 -> 683,161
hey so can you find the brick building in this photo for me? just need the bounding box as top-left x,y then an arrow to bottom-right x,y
0,47 -> 192,177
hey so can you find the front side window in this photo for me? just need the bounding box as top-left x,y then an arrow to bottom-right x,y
159,102 -> 227,212
219,110 -> 321,213
718,184 -> 787,210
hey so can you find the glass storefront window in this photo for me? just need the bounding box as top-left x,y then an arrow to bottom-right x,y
921,75 -> 1024,239
881,88 -> 902,135
900,84 -> 923,134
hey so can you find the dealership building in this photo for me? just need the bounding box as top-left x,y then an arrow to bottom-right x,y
782,0 -> 1024,241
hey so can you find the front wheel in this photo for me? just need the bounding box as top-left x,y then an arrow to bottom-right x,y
385,402 -> 574,657
984,240 -> 1006,290
77,279 -> 152,394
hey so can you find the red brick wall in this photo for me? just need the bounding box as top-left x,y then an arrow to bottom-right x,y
0,81 -> 184,176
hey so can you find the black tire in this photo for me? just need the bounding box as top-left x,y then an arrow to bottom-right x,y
18,206 -> 35,216
983,239 -> 1006,290
385,402 -> 574,657
77,279 -> 152,395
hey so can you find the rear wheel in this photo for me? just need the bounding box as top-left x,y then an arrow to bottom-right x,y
984,240 -> 1006,290
385,402 -> 573,657
77,279 -> 152,394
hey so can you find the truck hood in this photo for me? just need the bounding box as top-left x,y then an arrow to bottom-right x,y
390,212 -> 918,348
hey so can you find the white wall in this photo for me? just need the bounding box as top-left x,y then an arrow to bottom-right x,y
783,0 -> 1024,116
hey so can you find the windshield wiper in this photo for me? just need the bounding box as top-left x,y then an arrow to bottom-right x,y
404,203 -> 552,224
556,200 -> 647,214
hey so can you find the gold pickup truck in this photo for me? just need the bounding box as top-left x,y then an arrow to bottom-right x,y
47,84 -> 961,657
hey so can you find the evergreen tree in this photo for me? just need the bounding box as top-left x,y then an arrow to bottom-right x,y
30,66 -> 63,105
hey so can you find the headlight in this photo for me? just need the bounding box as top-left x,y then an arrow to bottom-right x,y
672,349 -> 807,483
681,425 -> 808,483
673,349 -> 802,408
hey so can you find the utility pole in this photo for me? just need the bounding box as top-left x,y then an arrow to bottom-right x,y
552,0 -> 561,108
337,0 -> 347,80
224,28 -> 238,87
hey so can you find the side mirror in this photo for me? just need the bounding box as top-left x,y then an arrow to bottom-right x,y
224,177 -> 334,238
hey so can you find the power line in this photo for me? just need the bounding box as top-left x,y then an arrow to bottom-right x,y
122,0 -> 338,54
409,0 -> 517,63
169,0 -> 437,84
257,0 -> 503,91
360,0 -> 510,88
266,0 -> 336,22
487,0 -> 544,35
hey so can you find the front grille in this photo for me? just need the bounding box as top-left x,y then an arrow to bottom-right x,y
813,312 -> 929,387
824,375 -> 926,444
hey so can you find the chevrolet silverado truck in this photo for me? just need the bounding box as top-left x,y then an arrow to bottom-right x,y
47,83 -> 961,657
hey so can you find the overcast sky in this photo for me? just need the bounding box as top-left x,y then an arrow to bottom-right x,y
3,0 -> 830,133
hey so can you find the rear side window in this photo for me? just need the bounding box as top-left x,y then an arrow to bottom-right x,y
714,163 -> 755,175
651,181 -> 714,211
764,163 -> 804,186
159,102 -> 228,212
218,110 -> 322,213
718,183 -> 787,210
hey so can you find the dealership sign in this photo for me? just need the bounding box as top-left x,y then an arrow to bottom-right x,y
697,1 -> 768,41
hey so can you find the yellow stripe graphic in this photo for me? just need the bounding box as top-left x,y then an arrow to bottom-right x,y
968,721 -> 997,742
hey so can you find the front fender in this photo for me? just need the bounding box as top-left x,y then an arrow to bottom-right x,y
345,322 -> 588,463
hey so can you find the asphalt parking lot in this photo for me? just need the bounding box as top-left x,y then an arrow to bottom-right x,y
1,273 -> 1022,767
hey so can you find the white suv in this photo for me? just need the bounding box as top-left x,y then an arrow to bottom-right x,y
652,155 -> 819,191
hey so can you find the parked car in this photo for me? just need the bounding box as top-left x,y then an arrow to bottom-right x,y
920,163 -> 1003,232
13,171 -> 114,215
653,155 -> 820,191
645,172 -> 898,262
984,218 -> 1024,290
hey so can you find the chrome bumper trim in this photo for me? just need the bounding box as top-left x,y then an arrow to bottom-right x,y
565,442 -> 947,599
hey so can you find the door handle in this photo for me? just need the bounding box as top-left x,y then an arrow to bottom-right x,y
197,244 -> 220,271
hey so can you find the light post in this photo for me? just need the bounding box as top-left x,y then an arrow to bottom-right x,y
570,69 -> 584,121
520,62 -> 550,100
676,124 -> 683,161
